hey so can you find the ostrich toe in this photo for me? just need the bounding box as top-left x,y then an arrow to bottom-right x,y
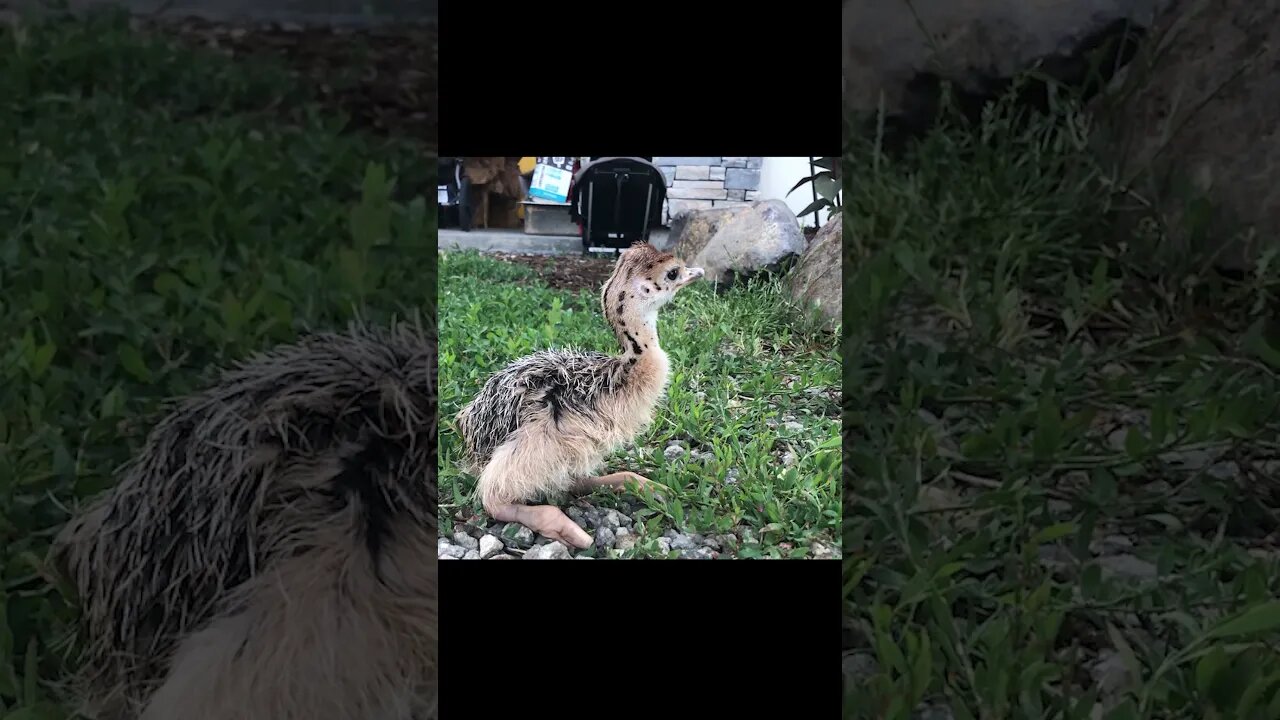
490,503 -> 592,550
574,471 -> 650,493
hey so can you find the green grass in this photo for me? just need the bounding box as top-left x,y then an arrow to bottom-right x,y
1,11 -> 432,717
843,85 -> 1280,718
437,250 -> 842,558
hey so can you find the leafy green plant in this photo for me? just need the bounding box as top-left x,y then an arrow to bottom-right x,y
843,76 -> 1280,719
1,11 -> 433,717
788,156 -> 842,223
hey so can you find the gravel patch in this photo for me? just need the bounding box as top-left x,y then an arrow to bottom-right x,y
444,494 -> 795,559
524,542 -> 572,560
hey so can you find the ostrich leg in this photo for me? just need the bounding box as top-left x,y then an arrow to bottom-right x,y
486,503 -> 591,549
574,471 -> 651,492
475,441 -> 593,550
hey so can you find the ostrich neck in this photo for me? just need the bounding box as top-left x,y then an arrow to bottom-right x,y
618,305 -> 657,355
611,303 -> 668,378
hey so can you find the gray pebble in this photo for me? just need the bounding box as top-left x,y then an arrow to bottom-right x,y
576,555 -> 594,559
1038,545 -> 1075,574
680,547 -> 715,559
489,554 -> 518,560
664,444 -> 686,461
595,527 -> 616,550
913,703 -> 956,720
438,539 -> 465,559
1047,499 -> 1072,515
1207,461 -> 1240,481
524,542 -> 573,560
501,523 -> 536,549
783,421 -> 804,433
670,534 -> 698,551
843,651 -> 878,685
810,541 -> 839,560
600,509 -> 622,531
1159,448 -> 1219,470
1098,553 -> 1158,580
462,549 -> 481,560
615,527 -> 630,538
479,534 -> 504,559
1090,535 -> 1133,555
452,531 -> 479,551
781,451 -> 798,467
1100,363 -> 1127,378
616,535 -> 638,552
1090,649 -> 1134,695
657,538 -> 672,555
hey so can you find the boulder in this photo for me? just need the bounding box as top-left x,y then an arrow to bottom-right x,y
789,214 -> 841,329
1093,0 -> 1280,271
669,200 -> 806,288
844,0 -> 1163,147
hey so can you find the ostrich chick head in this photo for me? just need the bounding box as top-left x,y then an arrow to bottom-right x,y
600,242 -> 704,325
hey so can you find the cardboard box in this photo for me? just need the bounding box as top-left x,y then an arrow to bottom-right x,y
522,202 -> 578,235
528,156 -> 575,203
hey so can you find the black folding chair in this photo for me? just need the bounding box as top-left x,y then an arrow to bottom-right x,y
568,157 -> 666,256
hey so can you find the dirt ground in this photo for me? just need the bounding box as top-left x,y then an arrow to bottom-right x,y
488,252 -> 619,292
488,228 -> 825,293
141,15 -> 437,143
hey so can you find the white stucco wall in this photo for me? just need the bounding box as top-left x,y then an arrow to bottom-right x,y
758,156 -> 840,227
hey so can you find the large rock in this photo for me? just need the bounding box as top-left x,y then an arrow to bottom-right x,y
844,0 -> 1164,146
1094,0 -> 1280,271
789,214 -> 841,329
669,200 -> 806,287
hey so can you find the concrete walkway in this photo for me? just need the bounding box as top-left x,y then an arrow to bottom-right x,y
438,229 -> 672,256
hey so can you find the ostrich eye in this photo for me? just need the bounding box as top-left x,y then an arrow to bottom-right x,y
666,267 -> 680,281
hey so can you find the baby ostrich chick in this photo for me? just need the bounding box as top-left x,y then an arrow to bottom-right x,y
456,242 -> 703,549
52,319 -> 438,720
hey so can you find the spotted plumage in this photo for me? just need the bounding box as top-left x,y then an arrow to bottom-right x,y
456,348 -> 629,474
52,318 -> 438,720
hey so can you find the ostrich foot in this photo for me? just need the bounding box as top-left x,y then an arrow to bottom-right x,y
488,503 -> 591,550
575,471 -> 651,493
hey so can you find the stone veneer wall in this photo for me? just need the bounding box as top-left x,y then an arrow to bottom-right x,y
654,157 -> 763,226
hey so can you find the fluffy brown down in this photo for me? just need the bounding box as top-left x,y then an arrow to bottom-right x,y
51,317 -> 438,720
